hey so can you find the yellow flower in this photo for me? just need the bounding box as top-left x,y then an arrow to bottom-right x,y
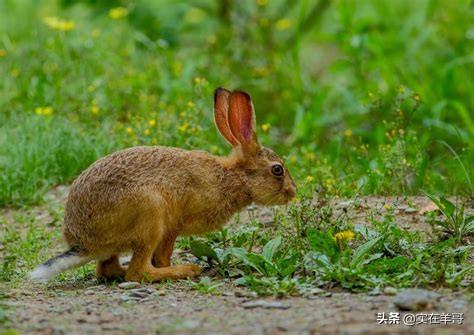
90,105 -> 99,114
148,119 -> 156,127
306,176 -> 314,183
0,49 -> 6,57
344,128 -> 353,137
257,0 -> 268,6
125,127 -> 133,134
413,93 -> 420,101
254,66 -> 269,77
334,231 -> 355,244
43,17 -> 75,31
276,18 -> 292,31
179,123 -> 189,133
187,101 -> 195,108
194,77 -> 207,85
261,123 -> 270,132
184,7 -> 205,24
368,91 -> 374,98
42,107 -> 53,115
35,107 -> 53,116
398,85 -> 405,93
210,145 -> 219,154
325,178 -> 334,188
11,68 -> 19,77
109,7 -> 129,20
144,129 -> 150,136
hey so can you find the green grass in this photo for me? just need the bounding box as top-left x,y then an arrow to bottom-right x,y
182,195 -> 473,295
0,1 -> 473,296
1,194 -> 472,296
0,0 -> 473,206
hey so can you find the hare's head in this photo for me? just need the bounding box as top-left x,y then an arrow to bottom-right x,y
214,88 -> 297,205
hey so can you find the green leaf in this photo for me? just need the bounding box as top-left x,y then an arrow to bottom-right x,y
351,235 -> 384,268
307,229 -> 339,260
244,253 -> 268,275
277,252 -> 300,277
189,239 -> 219,261
446,265 -> 474,286
463,216 -> 474,234
439,196 -> 456,218
262,236 -> 282,262
221,247 -> 247,261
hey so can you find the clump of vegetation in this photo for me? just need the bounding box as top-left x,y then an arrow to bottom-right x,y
0,0 -> 472,297
181,194 -> 473,296
0,1 -> 472,206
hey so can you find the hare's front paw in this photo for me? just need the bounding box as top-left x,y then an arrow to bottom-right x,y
183,264 -> 202,277
179,264 -> 202,277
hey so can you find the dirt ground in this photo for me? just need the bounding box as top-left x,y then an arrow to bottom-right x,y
1,191 -> 473,334
2,284 -> 473,335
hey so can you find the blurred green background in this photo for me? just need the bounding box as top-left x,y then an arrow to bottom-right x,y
0,0 -> 473,206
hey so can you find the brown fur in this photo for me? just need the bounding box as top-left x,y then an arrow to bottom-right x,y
59,88 -> 297,282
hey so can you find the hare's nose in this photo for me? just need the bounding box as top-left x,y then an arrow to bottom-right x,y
288,174 -> 297,190
285,186 -> 296,199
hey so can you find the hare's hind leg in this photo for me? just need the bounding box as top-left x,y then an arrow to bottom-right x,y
125,245 -> 201,282
96,255 -> 126,281
152,232 -> 177,267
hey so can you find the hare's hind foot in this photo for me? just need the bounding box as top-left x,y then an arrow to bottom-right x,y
125,264 -> 201,282
125,247 -> 201,282
96,255 -> 127,281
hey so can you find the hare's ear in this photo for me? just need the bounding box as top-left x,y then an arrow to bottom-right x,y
214,87 -> 239,147
228,91 -> 261,157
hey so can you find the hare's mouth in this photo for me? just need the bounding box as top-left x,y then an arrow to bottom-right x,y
258,192 -> 292,206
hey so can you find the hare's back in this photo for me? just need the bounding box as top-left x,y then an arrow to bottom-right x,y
66,146 -> 192,213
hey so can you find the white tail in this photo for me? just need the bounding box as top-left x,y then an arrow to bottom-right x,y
28,248 -> 91,282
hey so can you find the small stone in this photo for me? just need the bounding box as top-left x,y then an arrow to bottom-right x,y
130,288 -> 154,295
181,319 -> 200,330
120,294 -> 140,303
222,291 -> 233,297
393,289 -> 440,311
369,287 -> 382,296
451,299 -> 467,310
88,285 -> 106,290
242,300 -> 290,309
309,288 -> 325,295
384,287 -> 397,296
84,290 -> 95,296
128,291 -> 148,299
404,207 -> 417,213
336,200 -> 354,208
234,290 -> 257,298
156,290 -> 166,296
234,291 -> 246,297
118,282 -> 140,289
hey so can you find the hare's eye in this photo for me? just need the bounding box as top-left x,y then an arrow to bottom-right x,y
271,164 -> 284,177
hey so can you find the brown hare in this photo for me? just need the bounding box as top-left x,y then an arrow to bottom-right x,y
29,88 -> 297,283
